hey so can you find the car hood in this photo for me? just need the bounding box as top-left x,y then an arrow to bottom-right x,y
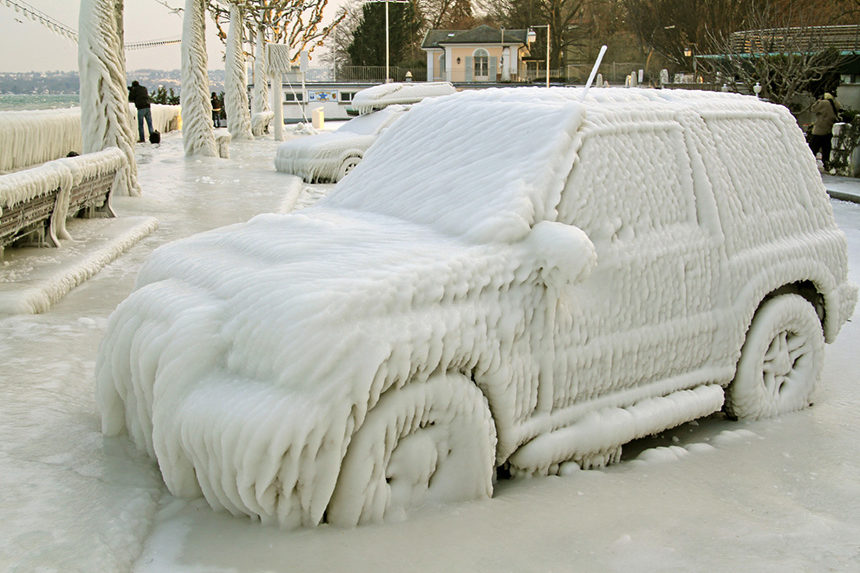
96,207 -> 532,527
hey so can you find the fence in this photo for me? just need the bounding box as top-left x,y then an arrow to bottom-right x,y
731,24 -> 860,53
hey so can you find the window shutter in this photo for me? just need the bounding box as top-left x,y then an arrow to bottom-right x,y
489,57 -> 498,81
465,56 -> 473,81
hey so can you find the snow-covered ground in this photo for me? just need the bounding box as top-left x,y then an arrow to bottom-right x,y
1,130 -> 858,572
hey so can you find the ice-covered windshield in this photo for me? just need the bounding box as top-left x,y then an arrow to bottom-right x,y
338,106 -> 408,136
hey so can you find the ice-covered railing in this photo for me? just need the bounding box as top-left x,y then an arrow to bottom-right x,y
129,104 -> 182,136
0,105 -> 180,173
0,108 -> 82,173
351,82 -> 457,115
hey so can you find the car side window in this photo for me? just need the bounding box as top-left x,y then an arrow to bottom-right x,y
704,113 -> 817,252
556,123 -> 698,250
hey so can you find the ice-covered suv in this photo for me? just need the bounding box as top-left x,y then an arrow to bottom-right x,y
97,87 -> 856,529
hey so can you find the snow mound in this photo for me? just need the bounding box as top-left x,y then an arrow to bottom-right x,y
351,82 -> 456,115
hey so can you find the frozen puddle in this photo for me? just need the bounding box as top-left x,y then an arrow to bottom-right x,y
0,215 -> 158,315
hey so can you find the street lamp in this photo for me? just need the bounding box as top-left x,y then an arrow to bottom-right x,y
527,24 -> 551,88
366,0 -> 409,83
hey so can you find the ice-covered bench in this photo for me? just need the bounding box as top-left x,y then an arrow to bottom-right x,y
0,148 -> 126,257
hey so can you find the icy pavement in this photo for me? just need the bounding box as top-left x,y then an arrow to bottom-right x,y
0,129 -> 858,572
822,173 -> 860,204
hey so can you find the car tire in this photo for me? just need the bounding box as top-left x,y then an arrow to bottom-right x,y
327,373 -> 496,526
725,294 -> 824,420
336,156 -> 361,181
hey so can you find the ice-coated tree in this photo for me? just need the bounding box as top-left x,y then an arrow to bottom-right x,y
252,27 -> 269,115
207,0 -> 344,115
225,3 -> 253,139
78,0 -> 140,196
182,0 -> 218,157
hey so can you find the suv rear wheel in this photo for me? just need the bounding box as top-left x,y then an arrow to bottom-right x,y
726,294 -> 824,419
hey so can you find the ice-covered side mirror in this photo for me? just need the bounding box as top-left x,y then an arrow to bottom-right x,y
521,221 -> 597,290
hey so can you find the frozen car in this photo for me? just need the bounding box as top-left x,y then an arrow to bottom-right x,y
97,88 -> 856,529
274,104 -> 409,183
275,82 -> 456,183
348,81 -> 457,114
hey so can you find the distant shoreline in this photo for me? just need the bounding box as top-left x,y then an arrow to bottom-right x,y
0,94 -> 80,111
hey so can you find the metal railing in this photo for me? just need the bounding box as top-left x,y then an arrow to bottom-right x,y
730,24 -> 860,54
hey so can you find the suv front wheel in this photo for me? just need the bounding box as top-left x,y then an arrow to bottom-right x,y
726,294 -> 824,420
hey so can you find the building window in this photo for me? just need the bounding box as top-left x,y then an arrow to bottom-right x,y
340,91 -> 353,102
284,92 -> 304,102
474,49 -> 489,79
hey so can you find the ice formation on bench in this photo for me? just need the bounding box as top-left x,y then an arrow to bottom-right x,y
1,147 -> 126,244
96,87 -> 855,529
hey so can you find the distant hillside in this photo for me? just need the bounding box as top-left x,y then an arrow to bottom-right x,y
0,69 -> 225,95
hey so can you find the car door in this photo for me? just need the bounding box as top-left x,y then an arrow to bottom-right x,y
542,113 -> 723,413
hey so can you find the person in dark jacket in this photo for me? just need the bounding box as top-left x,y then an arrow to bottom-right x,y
211,92 -> 222,128
809,92 -> 840,171
128,80 -> 154,143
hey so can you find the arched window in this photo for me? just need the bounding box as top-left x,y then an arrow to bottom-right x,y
474,49 -> 489,80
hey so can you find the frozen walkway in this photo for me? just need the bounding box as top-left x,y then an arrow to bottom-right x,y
823,173 -> 860,204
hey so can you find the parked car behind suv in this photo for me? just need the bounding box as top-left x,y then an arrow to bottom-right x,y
275,82 -> 456,182
97,87 -> 857,529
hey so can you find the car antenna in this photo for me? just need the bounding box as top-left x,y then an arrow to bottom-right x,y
580,45 -> 608,102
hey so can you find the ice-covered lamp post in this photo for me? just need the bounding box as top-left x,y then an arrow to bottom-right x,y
754,82 -> 762,98
527,25 -> 550,88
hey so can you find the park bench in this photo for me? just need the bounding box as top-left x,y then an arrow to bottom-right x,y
0,147 -> 126,257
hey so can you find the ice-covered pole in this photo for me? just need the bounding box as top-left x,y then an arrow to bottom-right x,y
78,0 -> 140,196
181,0 -> 217,156
225,3 -> 252,140
580,45 -> 607,102
252,26 -> 270,115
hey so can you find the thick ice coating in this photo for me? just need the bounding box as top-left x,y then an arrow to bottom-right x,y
96,87 -> 856,529
350,81 -> 456,115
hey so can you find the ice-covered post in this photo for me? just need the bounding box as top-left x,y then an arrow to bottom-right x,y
78,0 -> 140,196
181,0 -> 217,157
251,27 -> 270,115
225,3 -> 252,140
268,44 -> 293,142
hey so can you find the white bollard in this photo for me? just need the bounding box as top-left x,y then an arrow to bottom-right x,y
312,107 -> 325,130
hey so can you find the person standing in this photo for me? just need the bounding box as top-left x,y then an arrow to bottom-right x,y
211,92 -> 222,128
809,92 -> 840,172
128,80 -> 154,143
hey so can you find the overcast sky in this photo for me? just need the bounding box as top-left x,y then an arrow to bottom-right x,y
0,0 -> 343,73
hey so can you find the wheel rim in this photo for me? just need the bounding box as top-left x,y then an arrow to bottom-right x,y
727,294 -> 824,420
761,327 -> 813,399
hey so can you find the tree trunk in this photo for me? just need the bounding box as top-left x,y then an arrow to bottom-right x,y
226,4 -> 253,140
182,0 -> 217,157
78,0 -> 140,196
252,26 -> 270,115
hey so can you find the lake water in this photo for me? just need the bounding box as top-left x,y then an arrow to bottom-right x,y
0,94 -> 80,111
